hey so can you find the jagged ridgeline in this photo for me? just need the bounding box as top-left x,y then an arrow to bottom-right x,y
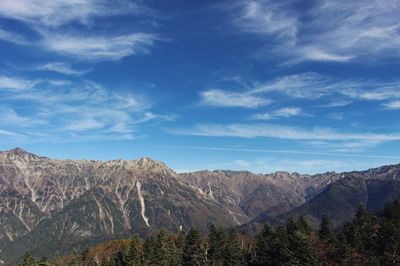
1,148 -> 400,264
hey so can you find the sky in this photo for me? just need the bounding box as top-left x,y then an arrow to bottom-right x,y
0,0 -> 400,174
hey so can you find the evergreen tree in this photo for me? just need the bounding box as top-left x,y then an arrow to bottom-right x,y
254,224 -> 273,265
377,201 -> 400,265
208,224 -> 227,266
254,224 -> 294,266
297,216 -> 312,236
37,256 -> 51,266
286,219 -> 319,266
353,203 -> 378,262
127,236 -> 143,266
143,236 -> 157,265
19,253 -> 37,266
155,229 -> 179,266
182,227 -> 206,266
334,233 -> 355,266
318,215 -> 335,265
319,214 -> 333,243
223,229 -> 244,266
175,229 -> 186,265
80,248 -> 97,266
111,251 -> 128,266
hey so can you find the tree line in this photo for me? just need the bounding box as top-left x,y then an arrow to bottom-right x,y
19,200 -> 400,265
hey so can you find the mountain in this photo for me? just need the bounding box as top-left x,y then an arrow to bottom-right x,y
0,147 -> 399,264
181,170 -> 340,223
245,164 -> 400,232
0,148 -> 235,263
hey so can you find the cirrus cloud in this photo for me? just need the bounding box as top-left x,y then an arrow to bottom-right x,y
200,89 -> 271,108
169,123 -> 400,142
230,0 -> 400,63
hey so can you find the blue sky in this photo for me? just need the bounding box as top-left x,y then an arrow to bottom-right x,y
0,0 -> 400,174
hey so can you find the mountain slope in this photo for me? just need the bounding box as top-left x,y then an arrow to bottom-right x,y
0,148 -> 235,263
245,164 -> 400,232
1,148 -> 400,264
182,169 -> 341,223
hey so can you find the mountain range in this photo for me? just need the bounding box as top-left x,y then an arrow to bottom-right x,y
0,148 -> 399,264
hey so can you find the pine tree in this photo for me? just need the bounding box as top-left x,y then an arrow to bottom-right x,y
143,235 -> 157,265
297,216 -> 312,236
19,253 -> 37,266
155,229 -> 176,266
111,251 -> 128,266
37,256 -> 51,266
127,236 -> 143,266
182,227 -> 206,266
334,233 -> 355,266
223,228 -> 244,266
318,214 -> 335,265
286,219 -> 319,266
254,224 -> 294,266
80,247 -> 97,266
377,201 -> 400,265
175,229 -> 186,265
208,224 -> 227,266
319,214 -> 333,243
353,203 -> 377,261
254,224 -> 273,265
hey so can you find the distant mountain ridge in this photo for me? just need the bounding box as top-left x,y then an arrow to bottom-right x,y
0,148 -> 399,263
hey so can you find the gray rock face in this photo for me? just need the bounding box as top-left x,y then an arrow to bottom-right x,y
182,169 -> 342,223
0,148 -> 235,262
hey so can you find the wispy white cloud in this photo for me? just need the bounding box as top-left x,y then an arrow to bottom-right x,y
0,129 -> 23,137
300,47 -> 354,62
251,107 -> 302,120
159,145 -> 400,160
0,75 -> 38,90
0,0 -> 159,61
41,33 -> 158,61
251,73 -> 364,99
200,89 -> 271,108
198,73 -> 400,113
322,99 -> 353,108
326,112 -> 345,121
169,123 -> 400,142
305,139 -> 383,153
232,0 -> 297,40
138,112 -> 177,123
344,87 -> 400,101
384,101 -> 400,110
231,0 -> 400,63
36,62 -> 91,76
0,28 -> 28,45
0,75 -> 172,142
64,118 -> 105,132
238,73 -> 400,102
0,0 -> 146,28
0,107 -> 46,126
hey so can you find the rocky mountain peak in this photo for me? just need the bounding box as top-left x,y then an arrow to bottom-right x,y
1,147 -> 42,161
135,157 -> 173,174
9,147 -> 26,154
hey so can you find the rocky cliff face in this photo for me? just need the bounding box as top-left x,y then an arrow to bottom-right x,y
181,169 -> 341,223
0,148 -> 235,262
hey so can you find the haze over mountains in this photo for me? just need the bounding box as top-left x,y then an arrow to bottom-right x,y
1,148 -> 400,263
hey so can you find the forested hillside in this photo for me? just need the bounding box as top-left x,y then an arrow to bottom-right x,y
17,201 -> 400,266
